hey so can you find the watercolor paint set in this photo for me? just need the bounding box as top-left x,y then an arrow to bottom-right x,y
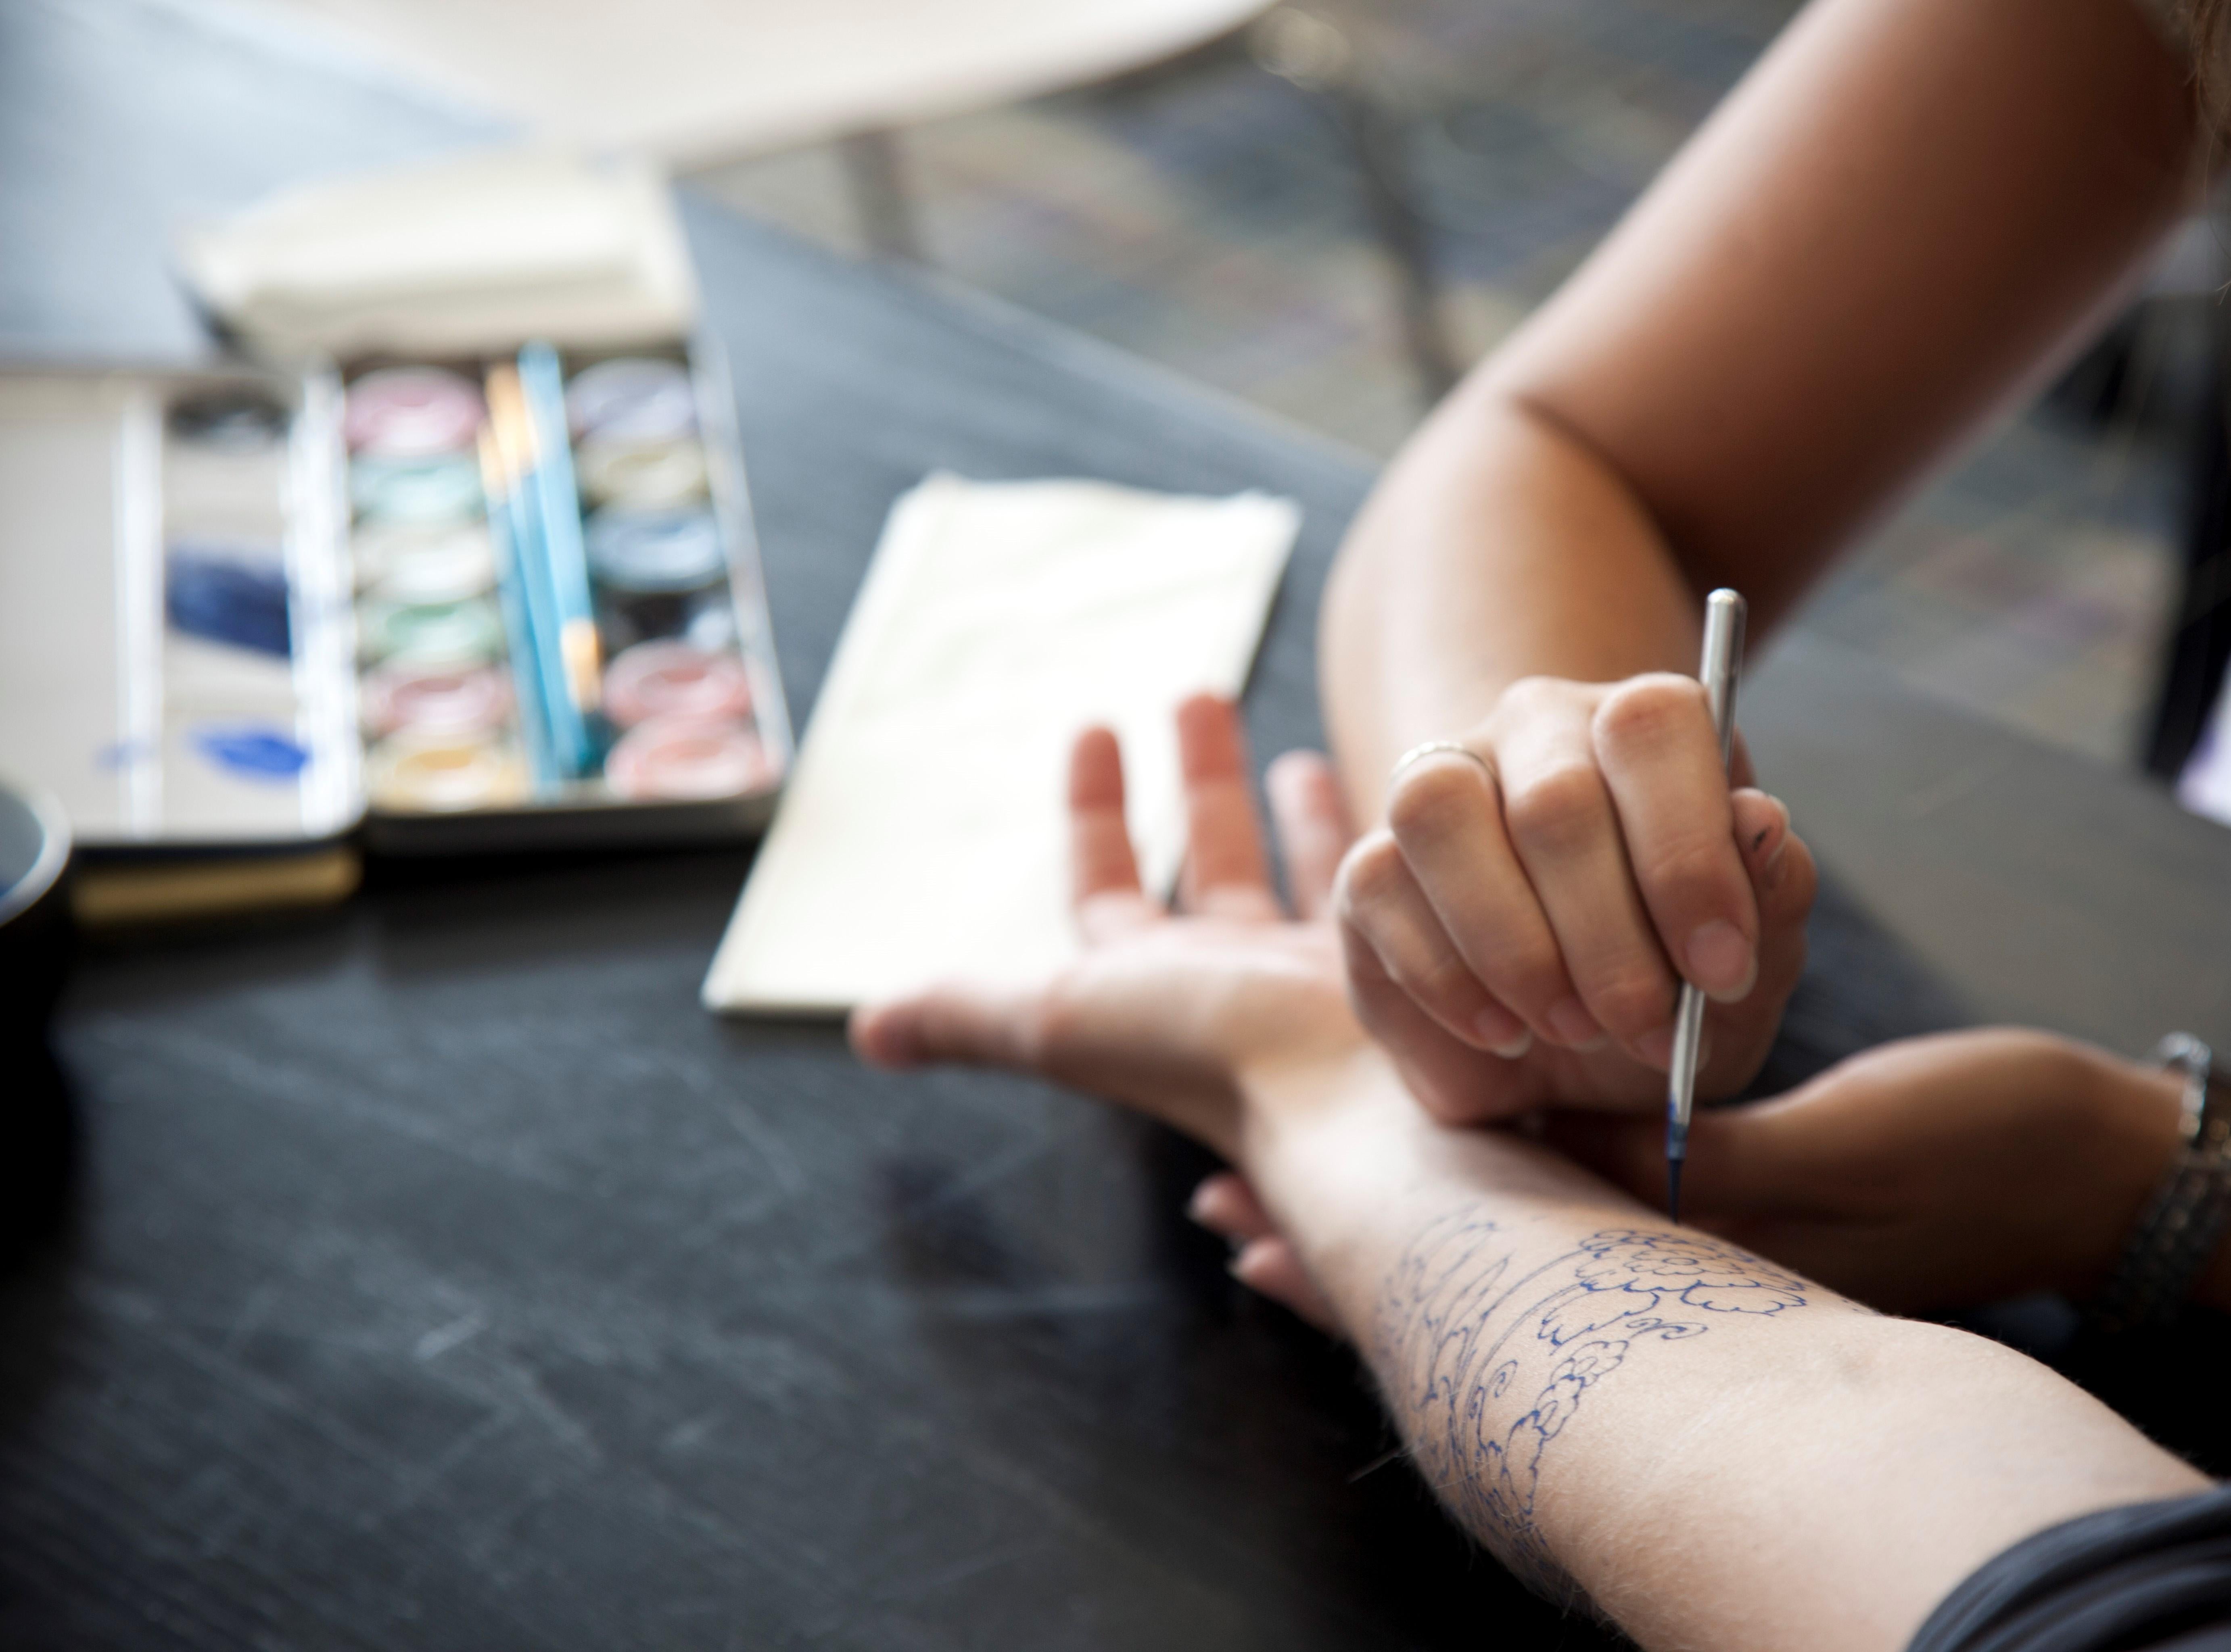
0,342 -> 789,859
0,154 -> 794,874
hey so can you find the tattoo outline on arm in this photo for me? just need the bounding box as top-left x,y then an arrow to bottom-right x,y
1374,1221 -> 1811,1597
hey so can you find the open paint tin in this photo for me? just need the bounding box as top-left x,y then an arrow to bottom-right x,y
0,343 -> 793,857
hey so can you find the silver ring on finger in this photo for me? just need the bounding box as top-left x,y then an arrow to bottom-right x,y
1390,739 -> 1493,786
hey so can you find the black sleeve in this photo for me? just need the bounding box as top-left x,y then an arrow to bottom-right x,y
1908,1483 -> 2231,1652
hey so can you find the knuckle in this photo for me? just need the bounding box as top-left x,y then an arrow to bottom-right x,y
1640,836 -> 1740,905
1498,674 -> 1575,720
1474,940 -> 1565,1011
1402,950 -> 1486,1018
1387,755 -> 1486,842
1592,674 -> 1705,751
1490,675 -> 1580,739
1588,964 -> 1677,1034
1335,831 -> 1407,913
1503,762 -> 1611,853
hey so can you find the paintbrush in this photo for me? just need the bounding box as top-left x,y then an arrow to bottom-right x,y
1666,588 -> 1747,1222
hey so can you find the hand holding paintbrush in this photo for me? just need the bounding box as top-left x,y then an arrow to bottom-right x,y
1333,597 -> 1812,1134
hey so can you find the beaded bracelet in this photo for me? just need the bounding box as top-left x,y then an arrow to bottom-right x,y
2088,1034 -> 2231,1334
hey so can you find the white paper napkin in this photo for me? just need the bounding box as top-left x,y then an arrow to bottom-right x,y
176,147 -> 697,359
702,472 -> 1299,1014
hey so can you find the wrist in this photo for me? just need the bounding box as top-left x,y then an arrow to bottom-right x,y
1232,1044 -> 1634,1251
2058,1048 -> 2187,1302
1231,1042 -> 1408,1176
2077,1039 -> 2231,1320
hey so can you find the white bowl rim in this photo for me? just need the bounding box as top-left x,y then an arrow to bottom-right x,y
0,775 -> 71,929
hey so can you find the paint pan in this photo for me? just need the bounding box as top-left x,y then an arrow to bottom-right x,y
359,595 -> 506,668
351,520 -> 496,594
344,366 -> 485,457
604,716 -> 771,801
360,661 -> 512,738
602,640 -> 753,729
366,727 -> 530,812
366,526 -> 498,607
351,453 -> 485,524
576,436 -> 708,510
586,506 -> 724,591
565,357 -> 697,444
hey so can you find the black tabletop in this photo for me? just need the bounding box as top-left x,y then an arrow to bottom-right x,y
4,4 -> 2228,1649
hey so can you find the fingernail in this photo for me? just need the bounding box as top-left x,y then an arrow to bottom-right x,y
1472,1008 -> 1532,1058
1685,920 -> 1756,1003
1545,997 -> 1605,1049
1747,818 -> 1783,862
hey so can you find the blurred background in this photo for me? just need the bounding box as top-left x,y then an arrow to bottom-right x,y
690,0 -> 2217,773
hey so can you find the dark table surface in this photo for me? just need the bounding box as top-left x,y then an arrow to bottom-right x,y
6,3 -> 2231,1648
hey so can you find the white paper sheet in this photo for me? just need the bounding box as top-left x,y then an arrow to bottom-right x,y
176,148 -> 697,359
702,472 -> 1298,1014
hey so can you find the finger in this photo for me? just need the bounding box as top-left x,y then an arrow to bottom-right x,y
1746,795 -> 1818,935
1730,788 -> 1787,870
1069,726 -> 1157,945
1233,1237 -> 1343,1335
1339,897 -> 1542,1124
1680,789 -> 1815,1103
1176,693 -> 1277,919
1737,791 -> 1816,1022
1337,831 -> 1531,1055
1382,747 -> 1586,1045
1189,1171 -> 1278,1243
1494,686 -> 1678,1057
1191,1176 -> 1344,1329
850,982 -> 1042,1073
1265,749 -> 1355,920
1592,674 -> 1759,1003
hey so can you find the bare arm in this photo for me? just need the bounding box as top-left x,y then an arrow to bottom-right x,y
1325,0 -> 2199,802
859,703 -> 2219,1652
1241,1052 -> 2208,1652
1317,0 -> 2199,1126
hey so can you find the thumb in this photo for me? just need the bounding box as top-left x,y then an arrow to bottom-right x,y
850,981 -> 1044,1073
